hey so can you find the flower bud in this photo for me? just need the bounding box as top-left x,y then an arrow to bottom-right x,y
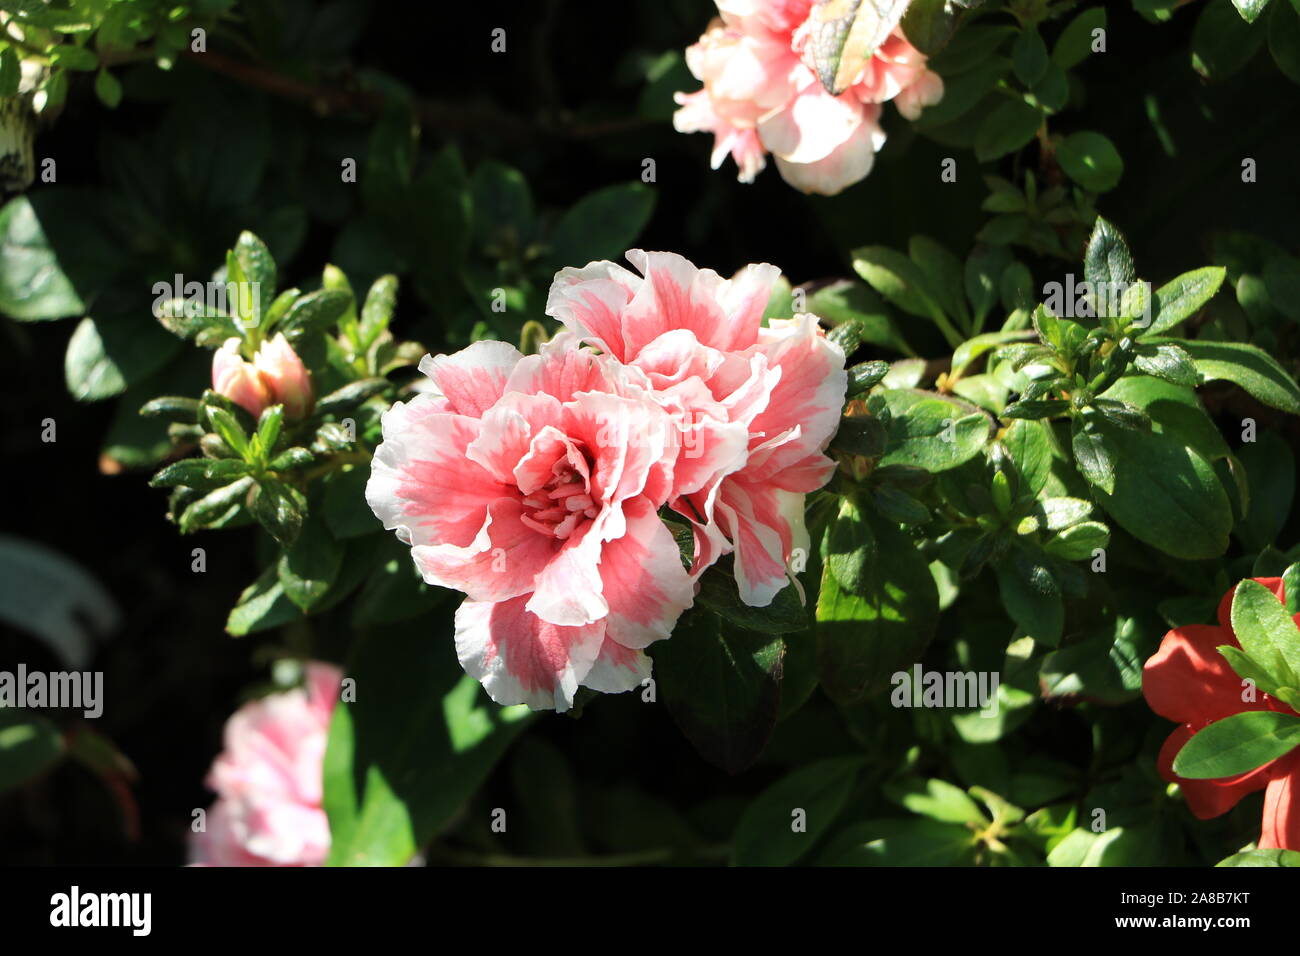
212,338 -> 272,419
211,334 -> 314,421
254,333 -> 314,420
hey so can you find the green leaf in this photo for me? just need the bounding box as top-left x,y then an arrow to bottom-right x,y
900,0 -> 957,55
1056,131 -> 1124,193
149,457 -> 251,488
1232,0 -> 1274,23
0,196 -> 86,319
974,99 -> 1042,162
817,512 -> 939,702
280,288 -> 351,341
1100,375 -> 1228,463
546,183 -> 655,270
1070,421 -> 1116,495
324,624 -> 533,866
1218,645 -> 1284,698
1193,0 -> 1268,80
1270,0 -> 1300,84
909,235 -> 970,329
885,777 -> 987,824
205,406 -> 251,460
1012,27 -> 1049,86
178,477 -> 254,534
233,231 -> 276,319
805,280 -> 910,354
847,359 -> 891,396
315,378 -> 390,417
277,516 -> 343,612
254,405 -> 284,463
1230,578 -> 1300,689
1145,266 -> 1227,335
64,314 -> 180,402
1286,563 -> 1300,615
648,608 -> 784,774
731,758 -> 864,866
1003,418 -> 1053,496
951,330 -> 1032,376
1172,710 -> 1300,779
250,479 -> 306,547
0,710 -> 64,793
50,44 -> 98,71
226,564 -> 300,636
1131,343 -> 1199,387
0,47 -> 19,97
1053,8 -> 1107,69
876,389 -> 992,472
1042,520 -> 1109,560
93,68 -> 122,108
995,548 -> 1063,645
852,246 -> 948,326
1082,416 -> 1233,560
1168,338 -> 1300,414
826,496 -> 876,595
1047,823 -> 1162,866
1039,616 -> 1149,703
358,275 -> 398,348
819,818 -> 977,865
1218,848 -> 1300,866
1083,217 -> 1136,290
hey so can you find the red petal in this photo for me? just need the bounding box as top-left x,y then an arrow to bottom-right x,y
1143,624 -> 1245,725
1259,751 -> 1300,851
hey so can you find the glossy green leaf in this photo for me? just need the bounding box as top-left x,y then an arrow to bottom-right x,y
1172,710 -> 1300,778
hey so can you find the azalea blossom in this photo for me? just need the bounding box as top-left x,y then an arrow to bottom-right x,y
1143,578 -> 1300,850
673,0 -> 944,195
546,249 -> 848,607
366,334 -> 695,712
211,332 -> 314,420
189,662 -> 342,867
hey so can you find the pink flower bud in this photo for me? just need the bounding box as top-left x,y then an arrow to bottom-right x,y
212,338 -> 272,419
211,334 -> 314,422
254,333 -> 314,421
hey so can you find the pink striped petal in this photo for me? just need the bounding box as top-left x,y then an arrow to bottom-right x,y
455,595 -> 606,712
366,397 -> 509,548
600,497 -> 694,649
418,340 -> 522,417
581,639 -> 652,694
411,499 -> 556,604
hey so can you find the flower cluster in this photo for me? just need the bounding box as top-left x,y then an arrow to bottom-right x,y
189,663 -> 342,867
673,0 -> 943,195
367,251 -> 847,711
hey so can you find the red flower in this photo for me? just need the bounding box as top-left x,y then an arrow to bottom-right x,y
1142,577 -> 1300,850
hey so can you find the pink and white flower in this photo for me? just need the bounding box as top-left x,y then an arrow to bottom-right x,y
212,333 -> 314,421
546,249 -> 848,607
366,336 -> 695,712
189,662 -> 341,867
673,0 -> 944,195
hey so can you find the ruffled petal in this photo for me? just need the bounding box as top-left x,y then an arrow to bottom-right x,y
454,595 -> 605,712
